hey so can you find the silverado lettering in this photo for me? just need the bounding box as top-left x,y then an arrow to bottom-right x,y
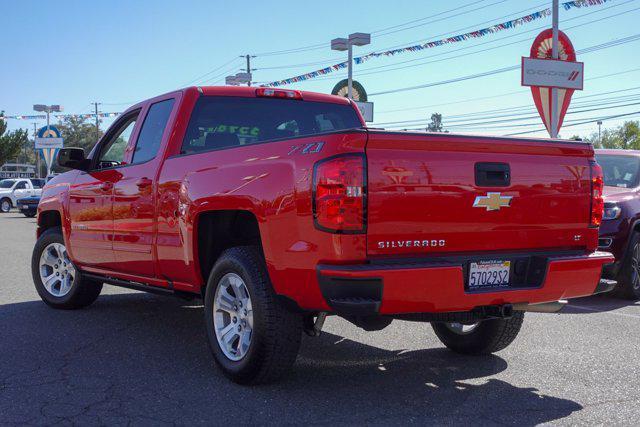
32,86 -> 614,385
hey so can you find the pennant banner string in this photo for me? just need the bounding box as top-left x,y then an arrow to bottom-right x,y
262,0 -> 610,88
1,112 -> 121,121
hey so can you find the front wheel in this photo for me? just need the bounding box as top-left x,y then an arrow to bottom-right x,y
31,227 -> 103,309
615,232 -> 640,300
0,198 -> 12,213
432,311 -> 525,355
204,246 -> 302,385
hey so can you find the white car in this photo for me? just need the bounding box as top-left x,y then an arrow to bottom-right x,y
0,178 -> 44,213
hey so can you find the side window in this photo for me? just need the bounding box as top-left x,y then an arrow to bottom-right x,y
132,99 -> 175,164
30,179 -> 44,189
95,114 -> 138,169
14,181 -> 27,190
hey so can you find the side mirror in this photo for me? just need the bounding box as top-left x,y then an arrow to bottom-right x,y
57,148 -> 89,171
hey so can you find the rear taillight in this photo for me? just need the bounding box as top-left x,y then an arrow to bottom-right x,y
313,155 -> 366,233
255,88 -> 303,100
590,162 -> 604,227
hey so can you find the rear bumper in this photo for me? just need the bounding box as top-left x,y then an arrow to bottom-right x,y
317,251 -> 615,315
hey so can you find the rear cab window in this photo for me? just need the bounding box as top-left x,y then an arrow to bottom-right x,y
180,96 -> 362,154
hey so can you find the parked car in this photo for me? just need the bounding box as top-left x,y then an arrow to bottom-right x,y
16,195 -> 40,217
32,86 -> 613,384
0,178 -> 45,213
596,149 -> 640,300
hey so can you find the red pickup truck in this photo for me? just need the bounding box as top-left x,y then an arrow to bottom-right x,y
33,86 -> 614,384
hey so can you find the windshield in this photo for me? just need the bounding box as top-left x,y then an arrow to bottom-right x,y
595,154 -> 640,188
0,179 -> 16,189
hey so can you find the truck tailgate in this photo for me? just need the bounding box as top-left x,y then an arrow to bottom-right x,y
365,131 -> 595,257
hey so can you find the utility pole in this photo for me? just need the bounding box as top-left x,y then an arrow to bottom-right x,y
241,54 -> 256,86
92,102 -> 101,141
550,0 -> 559,139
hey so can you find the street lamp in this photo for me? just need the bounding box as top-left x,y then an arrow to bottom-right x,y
597,120 -> 603,146
33,104 -> 63,132
331,32 -> 371,99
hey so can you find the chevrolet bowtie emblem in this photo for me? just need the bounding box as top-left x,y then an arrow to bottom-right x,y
473,192 -> 513,211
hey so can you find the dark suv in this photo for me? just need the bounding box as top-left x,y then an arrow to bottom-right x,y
596,149 -> 640,300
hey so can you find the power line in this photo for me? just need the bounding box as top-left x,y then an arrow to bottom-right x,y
182,57 -> 242,86
377,94 -> 640,127
261,1 -> 636,87
368,32 -> 640,96
251,0 -> 510,57
378,67 -> 640,115
505,110 -> 640,136
287,1 -> 639,85
383,99 -> 640,130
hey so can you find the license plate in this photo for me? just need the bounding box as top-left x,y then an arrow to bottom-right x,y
22,205 -> 28,209
469,260 -> 511,290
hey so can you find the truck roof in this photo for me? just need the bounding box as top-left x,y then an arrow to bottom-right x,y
197,86 -> 352,105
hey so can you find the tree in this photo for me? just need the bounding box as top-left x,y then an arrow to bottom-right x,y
426,113 -> 444,132
584,121 -> 640,150
56,115 -> 103,153
0,111 -> 30,166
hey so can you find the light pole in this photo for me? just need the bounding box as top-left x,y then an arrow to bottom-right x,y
597,120 -> 603,146
33,104 -> 63,134
331,33 -> 371,99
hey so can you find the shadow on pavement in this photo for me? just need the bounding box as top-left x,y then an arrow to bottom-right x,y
563,293 -> 640,314
0,291 -> 582,425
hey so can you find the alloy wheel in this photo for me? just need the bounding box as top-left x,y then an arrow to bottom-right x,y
39,242 -> 76,297
213,272 -> 254,361
0,200 -> 10,212
631,243 -> 640,291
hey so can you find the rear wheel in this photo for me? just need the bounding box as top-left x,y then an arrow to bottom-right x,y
31,227 -> 102,309
204,246 -> 302,385
616,232 -> 640,300
24,212 -> 36,218
0,198 -> 11,213
432,311 -> 525,355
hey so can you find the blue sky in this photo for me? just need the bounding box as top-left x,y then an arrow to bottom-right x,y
1,0 -> 639,139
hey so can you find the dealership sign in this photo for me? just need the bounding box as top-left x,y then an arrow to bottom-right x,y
35,125 -> 64,175
523,29 -> 581,137
521,58 -> 584,90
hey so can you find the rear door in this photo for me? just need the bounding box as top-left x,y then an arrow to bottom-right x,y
365,131 -> 593,258
111,96 -> 177,279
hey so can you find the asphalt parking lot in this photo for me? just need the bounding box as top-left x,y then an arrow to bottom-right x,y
1,212 -> 640,425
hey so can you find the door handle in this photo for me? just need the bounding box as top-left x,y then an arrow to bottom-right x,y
475,162 -> 510,187
100,181 -> 113,192
136,177 -> 153,188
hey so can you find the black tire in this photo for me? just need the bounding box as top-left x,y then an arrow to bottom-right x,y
615,232 -> 640,300
204,246 -> 302,385
24,212 -> 36,218
31,227 -> 102,309
0,198 -> 12,213
432,311 -> 525,355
